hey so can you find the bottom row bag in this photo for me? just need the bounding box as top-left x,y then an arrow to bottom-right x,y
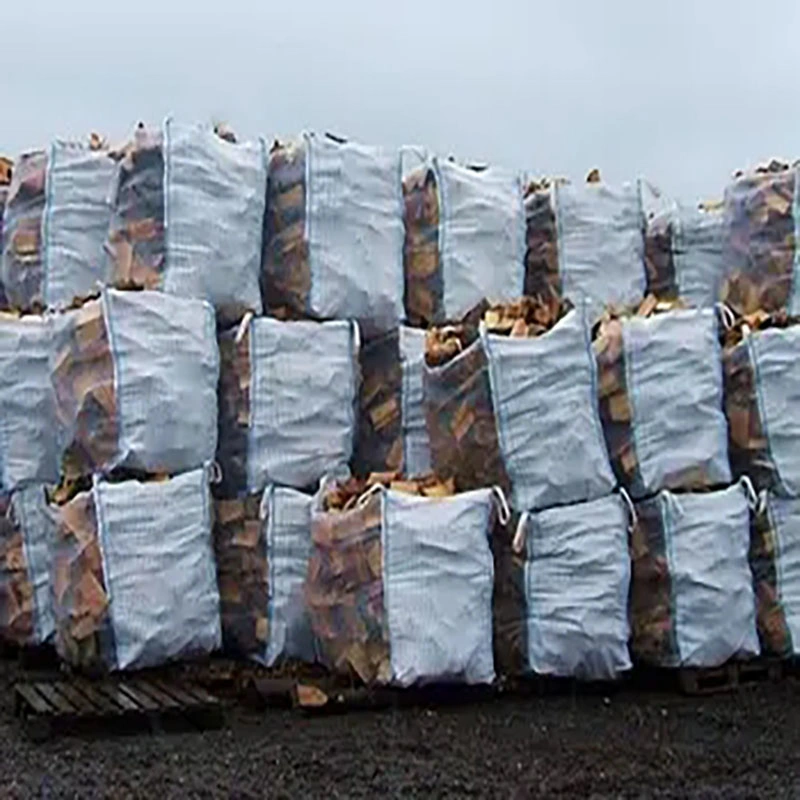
305,478 -> 507,687
52,468 -> 221,671
493,494 -> 633,681
629,479 -> 760,668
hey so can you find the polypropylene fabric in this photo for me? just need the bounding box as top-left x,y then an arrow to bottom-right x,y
104,289 -> 219,475
663,483 -> 759,667
483,309 -> 615,511
437,159 -> 526,322
0,315 -> 58,491
249,317 -> 358,491
672,205 -> 725,308
522,494 -> 631,680
399,326 -> 431,477
163,119 -> 266,321
95,469 -> 221,671
767,495 -> 800,655
383,488 -> 495,686
306,134 -> 404,334
554,181 -> 646,314
262,485 -> 316,666
43,142 -> 116,309
623,309 -> 730,497
749,326 -> 800,496
14,485 -> 56,644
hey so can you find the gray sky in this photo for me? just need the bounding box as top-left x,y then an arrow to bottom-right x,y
2,0 -> 797,202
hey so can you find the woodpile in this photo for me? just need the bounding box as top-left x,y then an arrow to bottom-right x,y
2,151 -> 47,311
402,165 -> 442,327
644,209 -> 678,301
306,473 -> 455,683
352,330 -> 403,477
106,125 -> 165,291
749,501 -> 792,657
52,489 -> 114,670
261,140 -> 311,320
0,493 -> 35,646
628,496 -> 678,666
0,161 -> 11,310
51,299 -> 118,481
216,326 -> 251,496
522,179 -> 561,314
483,296 -> 571,338
723,160 -> 797,316
213,494 -> 267,659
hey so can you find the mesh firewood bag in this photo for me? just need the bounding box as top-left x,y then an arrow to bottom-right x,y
629,481 -> 760,668
216,316 -> 358,495
0,313 -> 59,491
644,201 -> 725,307
0,157 -> 13,309
42,136 -> 116,309
722,162 -> 797,317
53,468 -> 221,672
748,492 -> 797,658
306,477 -> 504,686
214,485 -> 316,666
261,133 -> 404,335
352,326 -> 430,479
723,324 -> 800,495
425,307 -> 614,510
0,486 -> 55,647
494,494 -> 632,680
594,308 -> 730,499
2,150 -> 47,310
51,289 -> 218,480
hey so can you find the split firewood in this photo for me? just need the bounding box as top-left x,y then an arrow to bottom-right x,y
0,175 -> 11,309
0,493 -> 35,646
106,124 -> 166,291
2,150 -> 47,311
351,330 -> 404,478
628,496 -> 678,667
213,494 -> 268,659
424,331 -> 512,497
322,473 -> 455,511
403,165 -> 442,327
722,339 -> 776,491
51,298 -> 118,481
749,501 -> 792,658
722,161 -> 796,316
216,327 -> 251,496
522,178 -> 563,317
52,489 -> 113,671
586,168 -> 601,183
0,157 -> 12,186
482,296 -> 572,338
261,140 -> 311,319
306,489 -> 390,684
644,209 -> 678,301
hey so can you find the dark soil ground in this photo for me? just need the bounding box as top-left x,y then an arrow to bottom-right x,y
1,656 -> 799,799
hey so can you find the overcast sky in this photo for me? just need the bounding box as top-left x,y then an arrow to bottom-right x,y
1,0 -> 797,202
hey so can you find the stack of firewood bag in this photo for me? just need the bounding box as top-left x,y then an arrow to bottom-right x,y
216,315 -> 359,496
52,468 -> 221,671
106,120 -> 266,324
493,493 -> 632,680
593,306 -> 730,499
305,474 -> 503,686
51,289 -> 219,481
352,326 -> 430,478
0,486 -> 55,647
214,484 -> 317,666
629,480 -> 760,668
424,301 -> 614,511
261,133 -> 404,335
722,160 -> 798,317
1,151 -> 47,310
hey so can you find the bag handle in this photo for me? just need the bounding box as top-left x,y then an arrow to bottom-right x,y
491,486 -> 511,526
619,487 -> 638,532
235,311 -> 254,345
512,511 -> 529,554
715,302 -> 736,332
356,482 -> 384,509
740,475 -> 759,512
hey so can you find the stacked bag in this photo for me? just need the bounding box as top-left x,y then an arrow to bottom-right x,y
2,118 -> 799,693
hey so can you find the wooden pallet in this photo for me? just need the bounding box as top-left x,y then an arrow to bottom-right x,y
679,659 -> 783,696
14,676 -> 223,740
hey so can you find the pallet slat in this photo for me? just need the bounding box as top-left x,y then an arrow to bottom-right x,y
116,682 -> 161,712
34,683 -> 79,715
129,680 -> 182,710
15,684 -> 53,715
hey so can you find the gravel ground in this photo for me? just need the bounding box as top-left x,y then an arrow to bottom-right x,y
1,658 -> 799,799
